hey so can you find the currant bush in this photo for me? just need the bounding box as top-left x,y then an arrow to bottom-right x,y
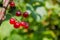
0,0 -> 59,40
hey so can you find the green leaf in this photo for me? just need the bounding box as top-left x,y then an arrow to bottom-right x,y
0,20 -> 14,39
7,34 -> 23,40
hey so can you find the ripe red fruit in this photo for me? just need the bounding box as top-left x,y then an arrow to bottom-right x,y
16,11 -> 21,16
14,22 -> 20,28
24,22 -> 29,29
10,18 -> 15,24
23,12 -> 29,18
9,1 -> 15,7
20,21 -> 29,29
19,21 -> 25,26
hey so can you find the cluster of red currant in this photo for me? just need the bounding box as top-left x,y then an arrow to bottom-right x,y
16,11 -> 29,18
9,1 -> 29,29
9,1 -> 29,18
9,18 -> 29,29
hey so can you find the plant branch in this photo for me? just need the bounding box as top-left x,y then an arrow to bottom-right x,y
0,0 -> 10,20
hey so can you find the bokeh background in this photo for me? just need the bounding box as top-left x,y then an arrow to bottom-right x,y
0,0 -> 60,40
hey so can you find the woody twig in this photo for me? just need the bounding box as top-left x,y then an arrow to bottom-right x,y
0,0 -> 10,24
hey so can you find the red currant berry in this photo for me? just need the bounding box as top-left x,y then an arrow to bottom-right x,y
20,21 -> 29,29
9,1 -> 15,7
16,11 -> 21,16
24,22 -> 29,29
23,12 -> 29,18
9,18 -> 15,24
19,21 -> 25,26
14,22 -> 20,28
